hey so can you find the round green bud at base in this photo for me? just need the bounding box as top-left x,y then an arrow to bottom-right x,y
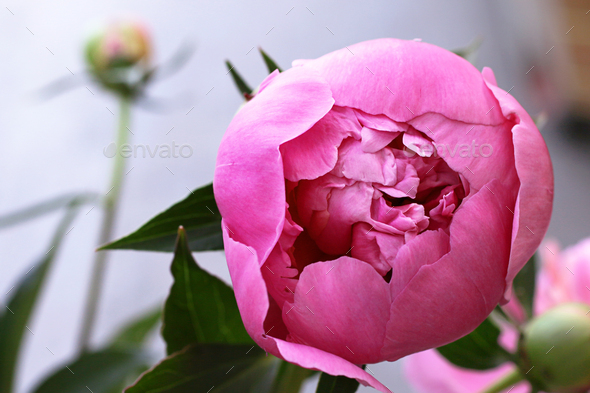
523,302 -> 590,393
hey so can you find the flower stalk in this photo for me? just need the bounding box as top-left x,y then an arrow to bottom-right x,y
77,95 -> 131,353
479,369 -> 524,393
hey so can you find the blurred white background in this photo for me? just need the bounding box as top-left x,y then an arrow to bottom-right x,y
1,1 -> 589,392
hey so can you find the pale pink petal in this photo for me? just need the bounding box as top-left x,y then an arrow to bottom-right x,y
331,138 -> 397,185
403,129 -> 435,157
534,240 -> 570,315
361,127 -> 399,153
354,109 -> 409,131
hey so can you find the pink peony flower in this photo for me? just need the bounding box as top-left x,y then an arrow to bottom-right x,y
404,239 -> 590,393
214,38 -> 553,391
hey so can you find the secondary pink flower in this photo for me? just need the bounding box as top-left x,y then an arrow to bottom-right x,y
404,239 -> 590,393
214,38 -> 553,391
404,326 -> 529,393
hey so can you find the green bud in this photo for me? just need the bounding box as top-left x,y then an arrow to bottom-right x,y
522,303 -> 590,393
84,21 -> 152,98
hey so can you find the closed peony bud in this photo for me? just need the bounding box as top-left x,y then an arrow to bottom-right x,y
85,20 -> 152,97
523,302 -> 590,392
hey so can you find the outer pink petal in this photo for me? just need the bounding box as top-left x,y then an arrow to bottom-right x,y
404,350 -> 529,393
214,66 -> 334,264
300,38 -> 505,125
282,257 -> 391,365
222,225 -> 392,392
482,67 -> 554,301
382,179 -> 513,360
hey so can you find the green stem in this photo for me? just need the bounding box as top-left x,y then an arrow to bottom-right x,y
77,96 -> 131,353
269,361 -> 316,393
479,369 -> 524,393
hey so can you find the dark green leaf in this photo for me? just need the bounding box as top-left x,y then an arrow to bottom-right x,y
436,317 -> 511,370
31,349 -> 150,393
125,344 -> 278,393
269,361 -> 316,393
0,202 -> 82,393
258,48 -> 283,73
109,308 -> 162,350
0,192 -> 96,230
225,60 -> 253,97
512,254 -> 536,319
100,183 -> 223,252
315,372 -> 360,393
162,227 -> 252,354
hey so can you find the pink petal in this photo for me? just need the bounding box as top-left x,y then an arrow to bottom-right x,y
223,226 -> 392,393
301,38 -> 505,125
389,229 -> 451,300
331,138 -> 397,185
360,127 -> 399,153
534,240 -> 570,315
482,67 -> 554,301
408,113 -> 519,196
351,222 -> 405,276
281,106 -> 362,182
404,349 -> 529,393
282,257 -> 391,365
382,179 -> 513,360
214,66 -> 334,264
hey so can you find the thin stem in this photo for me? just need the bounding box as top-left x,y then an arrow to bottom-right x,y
77,96 -> 131,353
479,369 -> 524,393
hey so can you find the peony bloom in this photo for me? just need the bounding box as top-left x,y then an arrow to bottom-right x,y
214,39 -> 553,391
404,239 -> 590,393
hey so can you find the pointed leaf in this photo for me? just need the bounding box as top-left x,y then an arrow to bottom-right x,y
0,202 -> 82,393
0,192 -> 96,230
451,36 -> 483,64
512,254 -> 537,319
109,308 -> 162,350
225,60 -> 253,97
259,48 -> 283,73
269,361 -> 316,393
125,344 -> 278,393
31,349 -> 150,393
162,227 -> 252,354
315,372 -> 361,393
100,183 -> 222,252
436,317 -> 511,370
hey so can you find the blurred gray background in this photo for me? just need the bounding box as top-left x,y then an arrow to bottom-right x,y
1,0 -> 589,392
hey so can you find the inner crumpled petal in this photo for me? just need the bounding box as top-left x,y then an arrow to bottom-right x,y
273,106 -> 465,298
